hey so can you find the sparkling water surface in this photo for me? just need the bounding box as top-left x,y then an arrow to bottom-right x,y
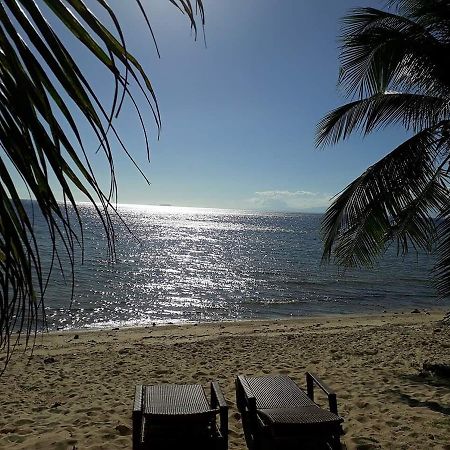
31,202 -> 449,330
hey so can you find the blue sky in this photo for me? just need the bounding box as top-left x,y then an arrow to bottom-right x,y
20,0 -> 411,212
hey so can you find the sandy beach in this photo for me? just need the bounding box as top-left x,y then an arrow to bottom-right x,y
0,310 -> 449,449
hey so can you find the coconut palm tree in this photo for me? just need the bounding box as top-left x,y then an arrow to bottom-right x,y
316,0 -> 450,298
0,0 -> 204,366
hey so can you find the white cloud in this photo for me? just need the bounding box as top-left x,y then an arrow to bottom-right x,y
247,190 -> 332,212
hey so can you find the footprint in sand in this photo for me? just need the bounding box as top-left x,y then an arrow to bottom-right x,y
385,420 -> 400,427
355,414 -> 368,424
14,418 -> 34,426
115,424 -> 131,436
351,436 -> 382,449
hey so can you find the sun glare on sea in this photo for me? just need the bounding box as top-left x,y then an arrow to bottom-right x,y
116,203 -> 243,216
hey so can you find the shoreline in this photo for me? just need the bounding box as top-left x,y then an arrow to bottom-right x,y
1,310 -> 449,449
44,305 -> 450,335
43,305 -> 450,335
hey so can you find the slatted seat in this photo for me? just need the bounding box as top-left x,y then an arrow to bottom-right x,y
236,374 -> 343,450
244,375 -> 316,409
259,406 -> 342,426
133,382 -> 228,450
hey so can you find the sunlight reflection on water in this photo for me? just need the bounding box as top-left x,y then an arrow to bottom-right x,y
28,202 -> 449,330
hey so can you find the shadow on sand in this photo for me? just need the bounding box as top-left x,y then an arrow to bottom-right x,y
391,371 -> 450,416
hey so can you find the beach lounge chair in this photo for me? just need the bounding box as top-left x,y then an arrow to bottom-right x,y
236,373 -> 343,450
133,382 -> 228,450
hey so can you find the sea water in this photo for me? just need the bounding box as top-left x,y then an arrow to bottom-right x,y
24,202 -> 449,330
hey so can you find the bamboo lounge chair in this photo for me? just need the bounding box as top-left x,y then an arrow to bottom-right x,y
133,382 -> 228,450
236,373 -> 343,450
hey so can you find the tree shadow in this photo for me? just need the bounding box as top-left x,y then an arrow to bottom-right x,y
390,371 -> 450,416
401,373 -> 450,390
392,390 -> 450,416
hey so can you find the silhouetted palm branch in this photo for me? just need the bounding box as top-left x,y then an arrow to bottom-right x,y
435,205 -> 450,296
0,0 -> 204,367
317,0 -> 450,297
316,93 -> 450,145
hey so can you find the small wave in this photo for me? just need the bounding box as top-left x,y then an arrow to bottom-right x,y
241,298 -> 305,306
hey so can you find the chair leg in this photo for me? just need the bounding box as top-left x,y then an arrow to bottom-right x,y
330,433 -> 342,450
133,385 -> 143,450
132,411 -> 142,450
241,412 -> 255,450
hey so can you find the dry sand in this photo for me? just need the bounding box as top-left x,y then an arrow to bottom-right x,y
0,310 -> 449,449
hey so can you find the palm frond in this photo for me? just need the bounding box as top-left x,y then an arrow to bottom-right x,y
0,0 -> 204,367
390,0 -> 450,39
387,167 -> 448,255
339,7 -> 450,98
434,203 -> 450,297
319,0 -> 450,298
316,92 -> 450,146
321,127 -> 446,267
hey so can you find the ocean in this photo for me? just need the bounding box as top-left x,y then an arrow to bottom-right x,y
29,202 -> 449,330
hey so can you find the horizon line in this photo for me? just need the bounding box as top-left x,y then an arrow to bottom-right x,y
19,198 -> 325,215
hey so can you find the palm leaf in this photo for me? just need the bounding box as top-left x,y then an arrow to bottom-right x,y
339,7 -> 450,99
0,0 -> 204,368
390,0 -> 450,36
318,1 -> 450,298
321,127 -> 447,267
316,92 -> 450,146
434,204 -> 450,297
